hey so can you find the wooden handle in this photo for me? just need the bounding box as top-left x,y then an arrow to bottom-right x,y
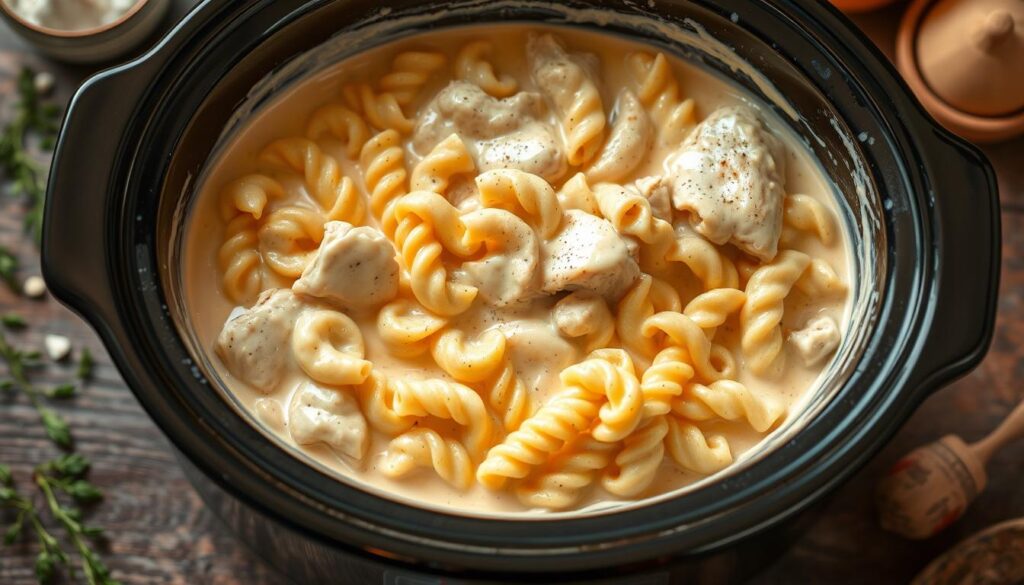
971,399 -> 1024,465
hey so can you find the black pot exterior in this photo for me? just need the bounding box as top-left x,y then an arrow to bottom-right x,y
41,0 -> 1000,579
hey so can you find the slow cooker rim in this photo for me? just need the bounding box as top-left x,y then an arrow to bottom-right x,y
42,0 -> 1000,574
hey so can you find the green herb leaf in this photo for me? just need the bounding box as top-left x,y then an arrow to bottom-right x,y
3,519 -> 23,545
65,480 -> 102,503
0,464 -> 12,485
47,384 -> 76,399
34,550 -> 55,583
1,313 -> 26,329
0,247 -> 17,292
39,409 -> 71,448
51,454 -> 89,478
76,349 -> 93,381
0,486 -> 15,502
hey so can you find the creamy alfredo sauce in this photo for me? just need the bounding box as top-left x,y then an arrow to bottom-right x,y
183,25 -> 852,516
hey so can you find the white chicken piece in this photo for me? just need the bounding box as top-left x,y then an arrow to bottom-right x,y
216,288 -> 306,392
553,291 -> 612,341
790,315 -> 841,366
635,175 -> 674,223
541,210 -> 640,301
293,221 -> 399,309
454,209 -> 539,306
667,105 -> 786,261
413,81 -> 566,182
288,381 -> 369,460
501,320 -> 578,394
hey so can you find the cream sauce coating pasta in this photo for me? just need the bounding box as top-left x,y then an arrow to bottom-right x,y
184,25 -> 852,516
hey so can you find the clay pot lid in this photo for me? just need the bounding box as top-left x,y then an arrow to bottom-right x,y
898,0 -> 1024,142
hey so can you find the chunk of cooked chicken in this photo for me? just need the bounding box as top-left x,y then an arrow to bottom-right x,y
667,105 -> 786,261
553,291 -> 612,340
790,315 -> 841,366
288,381 -> 369,460
216,288 -> 305,392
501,319 -> 578,395
541,210 -> 640,301
635,175 -> 673,223
454,209 -> 539,306
293,221 -> 399,309
413,81 -> 566,182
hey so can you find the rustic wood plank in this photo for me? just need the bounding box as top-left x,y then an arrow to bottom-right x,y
0,3 -> 1021,584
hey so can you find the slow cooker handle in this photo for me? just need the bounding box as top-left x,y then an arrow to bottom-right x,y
41,65 -> 153,332
907,132 -> 1001,396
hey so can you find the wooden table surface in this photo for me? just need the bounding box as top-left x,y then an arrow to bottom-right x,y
0,3 -> 1021,583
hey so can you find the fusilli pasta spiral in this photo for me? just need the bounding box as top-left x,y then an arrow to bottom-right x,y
343,82 -> 415,134
260,138 -> 364,224
219,215 -> 264,305
430,328 -> 505,383
616,274 -> 682,359
516,433 -> 617,509
476,169 -> 563,238
740,250 -> 811,375
455,41 -> 517,98
219,174 -> 284,221
391,378 -> 494,457
376,298 -> 447,358
360,129 -> 408,239
292,310 -> 372,386
380,51 -> 448,106
382,428 -> 473,489
673,380 -> 784,433
665,417 -> 732,475
306,103 -> 372,158
411,133 -> 476,194
257,206 -> 325,278
628,52 -> 696,145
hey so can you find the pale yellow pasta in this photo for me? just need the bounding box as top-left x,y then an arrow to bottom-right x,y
477,357 -> 628,489
476,169 -> 564,238
343,82 -> 414,134
588,351 -> 643,443
391,378 -> 494,457
292,310 -> 372,386
741,250 -> 811,375
628,52 -> 696,145
683,288 -> 747,338
306,104 -> 372,159
455,40 -> 517,98
259,138 -> 364,224
554,292 -> 615,352
376,297 -> 447,358
382,428 -> 473,489
355,370 -> 415,436
485,359 -> 531,432
602,416 -> 668,497
586,89 -> 651,184
379,51 -> 448,106
218,215 -> 264,305
516,433 -> 617,509
795,258 -> 847,298
257,206 -> 325,278
673,380 -> 784,433
642,310 -> 726,382
430,328 -> 505,383
219,174 -> 284,221
360,129 -> 408,239
639,346 -> 694,418
410,133 -> 476,194
784,193 -> 837,246
593,183 -> 674,245
555,172 -> 600,215
665,416 -> 733,475
667,232 -> 740,291
616,274 -> 682,360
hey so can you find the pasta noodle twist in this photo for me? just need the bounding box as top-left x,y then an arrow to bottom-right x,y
784,194 -> 836,246
795,258 -> 847,298
628,52 -> 696,145
342,82 -> 414,134
382,428 -> 473,489
672,380 -> 784,433
219,174 -> 284,221
516,433 -> 617,509
430,328 -> 505,383
356,370 -> 416,436
642,311 -> 728,382
556,172 -> 600,215
257,206 -> 325,278
554,291 -> 615,353
683,288 -> 747,338
391,378 -> 494,458
602,416 -> 669,497
411,133 -> 476,194
259,138 -> 364,224
740,250 -> 811,375
585,349 -> 643,443
218,215 -> 264,305
379,51 -> 448,106
530,34 -> 606,166
665,416 -> 732,475
360,129 -> 408,239
376,298 -> 447,358
455,40 -> 517,98
486,359 -> 531,433
616,274 -> 682,359
306,103 -> 372,159
475,169 -> 564,239
593,183 -> 675,271
393,191 -> 480,316
639,346 -> 694,418
292,310 -> 372,386
477,357 -> 625,489
667,231 -> 740,291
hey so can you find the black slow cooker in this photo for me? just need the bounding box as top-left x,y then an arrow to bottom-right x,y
41,0 -> 1000,582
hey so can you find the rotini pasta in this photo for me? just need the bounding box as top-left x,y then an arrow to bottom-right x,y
292,310 -> 372,386
616,274 -> 682,360
342,82 -> 415,134
784,193 -> 837,246
667,231 -> 740,291
376,298 -> 447,358
430,328 -> 505,383
741,250 -> 811,375
476,169 -> 563,238
391,377 -> 494,458
455,41 -> 517,98
382,428 -> 473,489
628,51 -> 697,145
306,103 -> 372,159
602,416 -> 668,497
380,51 -> 448,106
516,433 -> 617,509
673,379 -> 784,433
360,129 -> 408,239
218,215 -> 264,305
586,90 -> 652,184
411,133 -> 476,194
219,174 -> 284,222
257,206 -> 325,279
642,310 -> 728,382
665,416 -> 733,475
260,138 -> 364,224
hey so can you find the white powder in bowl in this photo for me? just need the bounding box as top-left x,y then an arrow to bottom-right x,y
5,0 -> 140,31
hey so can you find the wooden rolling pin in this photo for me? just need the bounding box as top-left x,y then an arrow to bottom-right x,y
876,399 -> 1024,539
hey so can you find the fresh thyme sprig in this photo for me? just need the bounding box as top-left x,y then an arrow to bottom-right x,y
0,68 -> 61,244
0,328 -> 71,448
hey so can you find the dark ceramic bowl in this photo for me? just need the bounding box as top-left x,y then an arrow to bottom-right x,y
42,0 -> 1000,582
